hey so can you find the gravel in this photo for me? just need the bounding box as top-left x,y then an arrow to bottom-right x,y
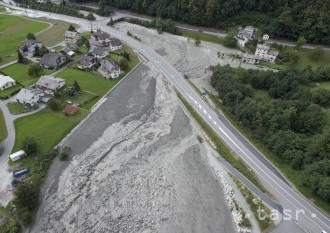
29,62 -> 237,233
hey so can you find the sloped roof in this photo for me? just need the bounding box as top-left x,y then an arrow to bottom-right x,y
256,44 -> 270,50
15,87 -> 42,102
242,54 -> 261,60
92,47 -> 108,56
20,39 -> 40,49
92,30 -> 110,41
109,38 -> 122,47
35,75 -> 65,91
100,59 -> 119,73
0,75 -> 15,88
63,31 -> 79,38
80,55 -> 95,66
40,52 -> 66,67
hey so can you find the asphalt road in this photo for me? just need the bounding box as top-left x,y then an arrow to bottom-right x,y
1,3 -> 330,232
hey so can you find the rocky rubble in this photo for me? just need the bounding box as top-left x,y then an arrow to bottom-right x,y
215,170 -> 252,233
31,64 -> 237,233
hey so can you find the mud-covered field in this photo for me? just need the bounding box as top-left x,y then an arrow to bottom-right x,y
29,63 -> 237,233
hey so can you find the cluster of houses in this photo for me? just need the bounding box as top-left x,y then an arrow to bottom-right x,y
18,28 -> 123,79
79,29 -> 122,79
235,26 -> 279,64
5,28 -> 125,108
15,75 -> 66,107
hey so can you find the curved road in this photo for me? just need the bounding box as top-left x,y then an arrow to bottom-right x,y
1,3 -> 330,232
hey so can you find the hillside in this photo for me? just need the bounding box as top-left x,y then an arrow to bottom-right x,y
74,0 -> 330,44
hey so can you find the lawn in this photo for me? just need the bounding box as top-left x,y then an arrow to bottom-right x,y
0,63 -> 52,87
315,81 -> 330,90
109,50 -> 140,77
55,88 -> 98,109
52,46 -> 65,52
56,68 -> 122,109
12,108 -> 88,155
0,109 -> 7,142
6,102 -> 27,115
0,15 -> 49,65
0,6 -> 5,12
0,85 -> 21,99
179,29 -> 224,45
262,47 -> 330,70
36,18 -> 79,47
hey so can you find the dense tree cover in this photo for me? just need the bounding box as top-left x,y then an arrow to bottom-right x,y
14,0 -> 88,19
210,65 -> 330,201
128,18 -> 180,35
71,0 -> 330,44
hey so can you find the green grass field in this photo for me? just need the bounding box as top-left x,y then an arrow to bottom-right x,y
56,68 -> 122,109
315,81 -> 330,90
12,108 -> 88,155
0,15 -> 49,65
0,63 -> 52,87
55,89 -> 97,109
6,102 -> 26,115
52,46 -> 65,52
0,85 -> 21,99
0,6 -> 5,12
262,47 -> 330,70
179,29 -> 224,45
0,109 -> 8,142
36,18 -> 79,47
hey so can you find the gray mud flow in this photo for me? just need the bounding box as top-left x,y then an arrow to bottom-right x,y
29,63 -> 236,233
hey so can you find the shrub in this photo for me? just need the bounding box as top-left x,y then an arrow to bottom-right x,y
21,137 -> 37,155
60,146 -> 71,161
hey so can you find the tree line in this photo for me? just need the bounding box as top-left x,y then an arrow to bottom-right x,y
69,0 -> 330,45
210,65 -> 330,202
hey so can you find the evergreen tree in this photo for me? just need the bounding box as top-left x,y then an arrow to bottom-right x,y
17,51 -> 24,63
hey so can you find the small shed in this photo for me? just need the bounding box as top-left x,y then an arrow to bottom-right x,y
64,105 -> 78,116
9,150 -> 27,162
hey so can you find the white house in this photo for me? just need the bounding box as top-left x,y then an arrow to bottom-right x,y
0,75 -> 16,91
241,54 -> 261,64
235,26 -> 256,47
263,34 -> 270,41
109,38 -> 122,51
98,60 -> 120,79
63,31 -> 81,45
92,47 -> 109,59
91,29 -> 111,46
264,50 -> 279,63
255,44 -> 278,63
15,88 -> 44,106
255,44 -> 270,57
35,75 -> 66,95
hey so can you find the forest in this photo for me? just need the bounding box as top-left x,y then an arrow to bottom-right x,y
73,0 -> 330,45
210,65 -> 330,202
